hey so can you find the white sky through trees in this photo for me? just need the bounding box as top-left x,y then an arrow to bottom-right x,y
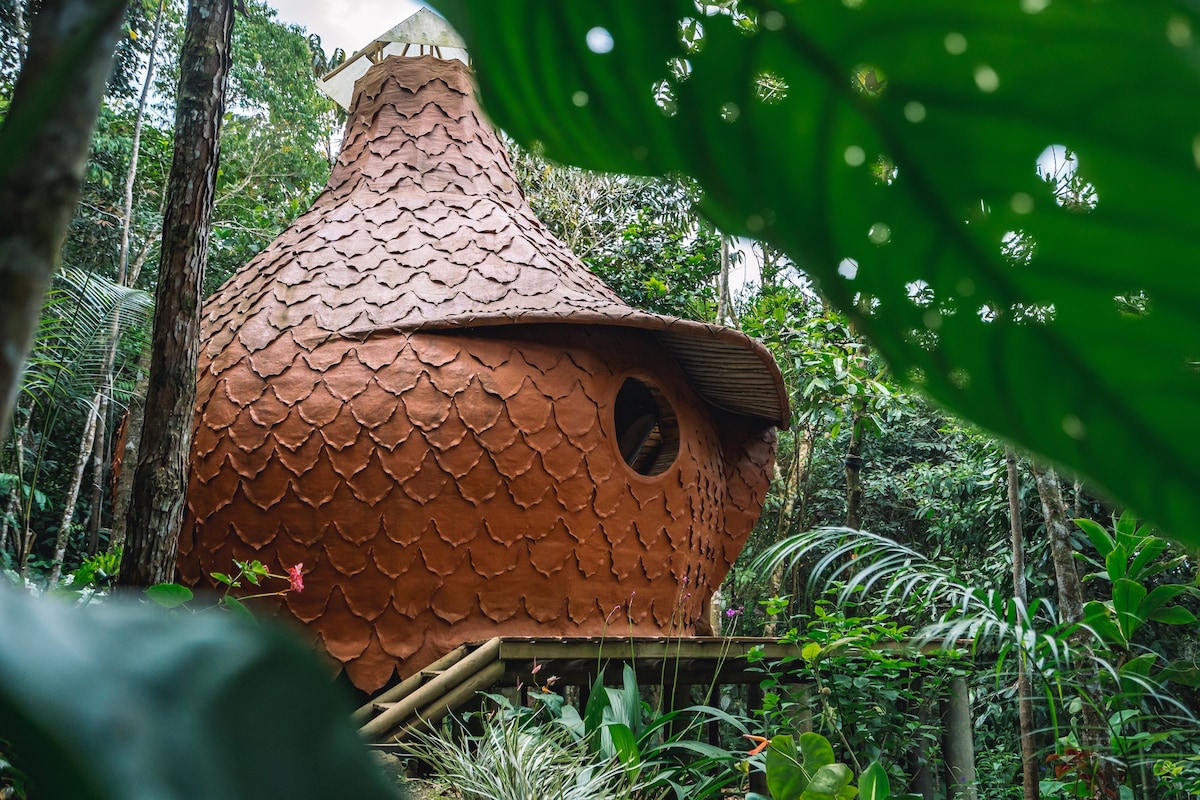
269,0 -> 423,58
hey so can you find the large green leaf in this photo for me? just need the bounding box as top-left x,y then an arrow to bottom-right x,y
1112,577 -> 1147,642
1074,518 -> 1115,561
859,761 -> 892,800
432,0 -> 1200,547
1083,599 -> 1125,648
0,589 -> 395,800
805,763 -> 855,799
765,734 -> 806,800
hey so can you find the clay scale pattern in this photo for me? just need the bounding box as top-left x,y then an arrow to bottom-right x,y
182,55 -> 786,693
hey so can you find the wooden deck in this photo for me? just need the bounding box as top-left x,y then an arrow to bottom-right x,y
355,635 -> 966,744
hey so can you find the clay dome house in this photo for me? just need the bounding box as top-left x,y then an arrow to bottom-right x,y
180,10 -> 790,693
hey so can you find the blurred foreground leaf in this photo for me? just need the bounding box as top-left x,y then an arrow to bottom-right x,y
432,0 -> 1200,546
0,588 -> 395,800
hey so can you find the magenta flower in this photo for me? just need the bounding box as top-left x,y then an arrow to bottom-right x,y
726,606 -> 744,618
286,563 -> 304,593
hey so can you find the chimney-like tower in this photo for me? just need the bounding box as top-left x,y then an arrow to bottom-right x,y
182,12 -> 788,693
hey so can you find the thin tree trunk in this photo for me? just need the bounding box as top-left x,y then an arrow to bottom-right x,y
12,0 -> 28,65
118,0 -> 165,286
844,413 -> 865,529
109,351 -> 149,555
0,402 -> 30,554
0,0 -> 128,446
0,481 -> 16,557
11,404 -> 36,575
1007,446 -> 1040,800
762,427 -> 814,634
119,0 -> 234,587
1033,463 -> 1084,622
85,388 -> 109,554
47,389 -> 102,585
1031,461 -> 1117,799
79,0 -> 166,559
717,235 -> 736,326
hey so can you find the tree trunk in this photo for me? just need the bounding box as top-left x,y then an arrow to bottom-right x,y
109,354 -> 149,556
0,402 -> 31,556
0,481 -> 16,558
844,413 -> 865,529
1033,463 -> 1083,622
762,427 -> 814,634
118,0 -> 165,286
119,0 -> 234,587
716,235 -> 736,326
47,389 -> 102,586
1031,461 -> 1117,799
9,403 -> 36,575
1007,446 -> 1040,800
0,0 -> 127,446
85,388 -> 109,554
87,4 -> 164,558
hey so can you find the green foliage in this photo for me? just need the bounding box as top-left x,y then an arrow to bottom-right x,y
64,101 -> 173,284
747,595 -> 951,789
206,0 -> 337,294
1075,514 -> 1199,687
0,738 -> 29,800
0,588 -> 394,800
432,0 -> 1200,550
62,548 -> 122,593
1154,755 -> 1200,798
145,558 -> 303,617
408,711 -> 630,800
23,269 -> 152,411
553,663 -> 747,798
143,582 -> 193,609
461,663 -> 750,799
766,522 -> 1200,799
589,207 -> 722,319
744,732 -> 860,800
0,473 -> 45,512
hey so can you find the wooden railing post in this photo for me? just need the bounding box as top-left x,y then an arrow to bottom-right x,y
942,675 -> 977,800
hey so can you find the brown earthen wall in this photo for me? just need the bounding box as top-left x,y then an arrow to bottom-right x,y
182,54 -> 782,693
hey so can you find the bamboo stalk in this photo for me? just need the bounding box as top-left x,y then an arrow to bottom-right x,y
360,638 -> 501,741
395,660 -> 506,741
352,644 -> 469,725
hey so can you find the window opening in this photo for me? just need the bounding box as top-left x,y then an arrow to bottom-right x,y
613,377 -> 679,476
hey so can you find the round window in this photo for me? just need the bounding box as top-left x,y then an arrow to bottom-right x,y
613,377 -> 679,476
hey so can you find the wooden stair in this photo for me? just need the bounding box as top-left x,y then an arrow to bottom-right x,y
354,638 -> 504,743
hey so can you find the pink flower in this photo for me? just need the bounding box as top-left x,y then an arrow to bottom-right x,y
286,563 -> 304,593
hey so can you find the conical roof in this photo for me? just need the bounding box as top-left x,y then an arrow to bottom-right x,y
202,54 -> 788,427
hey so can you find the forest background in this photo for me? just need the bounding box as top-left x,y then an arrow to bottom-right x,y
1,2 -> 1199,799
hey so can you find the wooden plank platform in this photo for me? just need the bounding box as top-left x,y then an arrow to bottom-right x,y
356,635 -> 966,743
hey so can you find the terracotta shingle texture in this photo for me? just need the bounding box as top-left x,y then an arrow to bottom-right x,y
182,55 -> 785,693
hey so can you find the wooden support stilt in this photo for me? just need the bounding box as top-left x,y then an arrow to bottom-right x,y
942,676 -> 977,800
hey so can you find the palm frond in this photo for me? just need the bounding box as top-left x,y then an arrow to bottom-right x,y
21,268 -> 153,411
755,526 -> 1200,731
